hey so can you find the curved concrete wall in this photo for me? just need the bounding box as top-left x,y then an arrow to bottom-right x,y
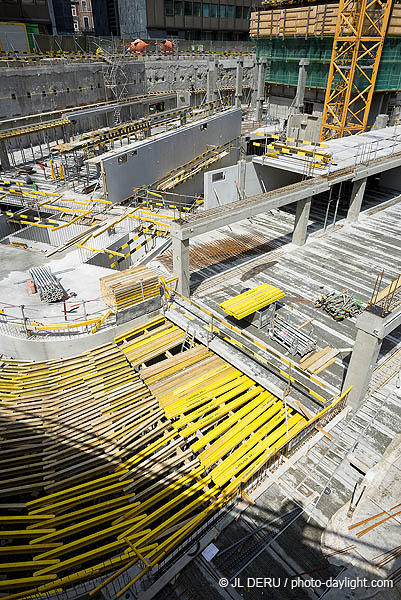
0,306 -> 162,361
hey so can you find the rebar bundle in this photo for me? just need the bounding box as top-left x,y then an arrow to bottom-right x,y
29,267 -> 64,303
271,315 -> 316,356
315,290 -> 365,320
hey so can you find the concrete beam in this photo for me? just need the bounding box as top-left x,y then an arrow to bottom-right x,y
170,175 -> 329,240
347,177 -> 367,223
172,236 -> 190,297
353,151 -> 401,182
292,196 -> 312,246
355,306 -> 401,339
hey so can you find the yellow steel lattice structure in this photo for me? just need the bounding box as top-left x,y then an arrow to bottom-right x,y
320,0 -> 393,141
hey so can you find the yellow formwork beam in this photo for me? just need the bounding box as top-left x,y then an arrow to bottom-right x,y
220,283 -> 285,319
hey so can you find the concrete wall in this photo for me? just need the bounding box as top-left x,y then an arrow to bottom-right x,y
9,222 -> 90,247
102,107 -> 242,203
287,113 -> 322,143
204,158 -> 302,208
380,165 -> 401,191
0,214 -> 11,240
0,304 -> 162,360
0,62 -> 148,146
0,58 -> 255,123
143,57 -> 254,95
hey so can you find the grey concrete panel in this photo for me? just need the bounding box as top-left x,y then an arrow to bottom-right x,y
0,214 -> 11,240
102,108 -> 241,203
204,161 -> 302,210
116,296 -> 162,325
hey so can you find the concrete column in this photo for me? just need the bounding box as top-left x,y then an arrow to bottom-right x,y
0,141 -> 11,172
62,125 -> 70,145
172,236 -> 190,297
238,159 -> 246,198
343,327 -> 382,410
251,60 -> 258,108
255,58 -> 267,122
294,59 -> 309,112
347,177 -> 367,223
235,58 -> 243,108
206,58 -> 218,104
342,308 -> 401,410
292,196 -> 312,246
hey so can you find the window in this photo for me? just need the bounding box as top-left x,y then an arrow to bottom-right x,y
202,3 -> 209,17
219,4 -> 226,18
210,3 -> 217,17
235,5 -> 241,18
227,4 -> 234,17
81,0 -> 87,10
83,16 -> 89,28
174,1 -> 183,14
165,0 -> 173,15
71,6 -> 77,15
184,1 -> 192,14
193,2 -> 200,15
242,6 -> 249,18
74,20 -> 79,30
304,101 -> 313,115
118,154 -> 127,164
212,171 -> 225,182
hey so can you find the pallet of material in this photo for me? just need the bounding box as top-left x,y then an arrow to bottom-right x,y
251,5 -> 401,37
299,346 -> 339,374
100,266 -> 160,311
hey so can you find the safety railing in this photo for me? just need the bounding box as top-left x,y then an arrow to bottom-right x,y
0,297 -> 117,339
0,277 -> 176,340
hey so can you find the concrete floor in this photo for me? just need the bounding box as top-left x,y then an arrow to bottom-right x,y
0,244 -> 113,320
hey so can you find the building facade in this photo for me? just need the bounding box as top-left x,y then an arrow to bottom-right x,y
116,0 -> 252,40
71,0 -> 94,32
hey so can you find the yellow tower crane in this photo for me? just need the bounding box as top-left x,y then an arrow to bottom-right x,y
320,0 -> 393,141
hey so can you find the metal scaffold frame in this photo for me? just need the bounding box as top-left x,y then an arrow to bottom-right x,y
320,0 -> 392,141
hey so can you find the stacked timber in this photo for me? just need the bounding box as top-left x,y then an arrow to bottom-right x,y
100,265 -> 160,311
250,5 -> 401,38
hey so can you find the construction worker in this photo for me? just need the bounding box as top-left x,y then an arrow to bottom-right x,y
189,76 -> 195,93
160,39 -> 176,52
96,47 -> 104,57
128,39 -> 150,53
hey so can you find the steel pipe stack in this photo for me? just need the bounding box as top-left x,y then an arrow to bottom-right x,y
271,315 -> 316,357
29,267 -> 64,303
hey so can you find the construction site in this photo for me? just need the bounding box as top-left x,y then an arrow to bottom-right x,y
0,5 -> 400,599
